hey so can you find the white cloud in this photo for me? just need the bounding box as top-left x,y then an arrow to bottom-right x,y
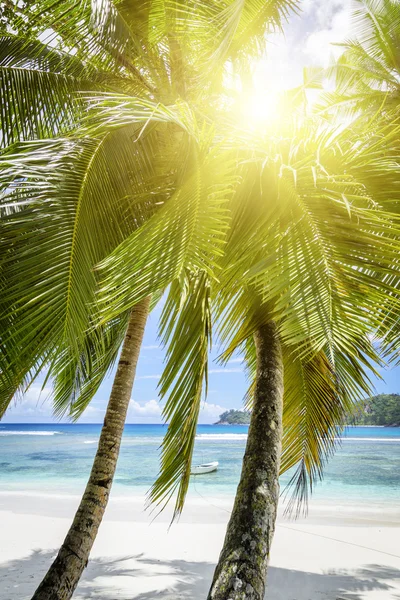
251,0 -> 354,95
126,399 -> 225,424
3,384 -> 109,423
2,382 -> 227,426
128,399 -> 162,418
137,374 -> 161,380
302,0 -> 353,66
199,401 -> 225,422
227,358 -> 243,364
3,384 -> 53,422
79,405 -> 106,422
142,345 -> 161,350
302,0 -> 351,23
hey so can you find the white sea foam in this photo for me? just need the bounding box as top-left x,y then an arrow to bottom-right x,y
0,431 -> 62,436
195,434 -> 400,442
195,433 -> 248,441
83,440 -> 97,444
342,437 -> 400,442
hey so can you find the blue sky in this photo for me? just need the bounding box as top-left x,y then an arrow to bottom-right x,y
3,300 -> 248,424
4,296 -> 399,424
3,0 -> 400,423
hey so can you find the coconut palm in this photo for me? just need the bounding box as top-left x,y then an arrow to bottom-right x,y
0,122 -> 172,599
203,112 -> 400,598
3,4 -> 399,600
0,1 -> 298,598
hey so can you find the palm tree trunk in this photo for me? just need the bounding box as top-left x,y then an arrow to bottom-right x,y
208,321 -> 283,600
32,296 -> 151,600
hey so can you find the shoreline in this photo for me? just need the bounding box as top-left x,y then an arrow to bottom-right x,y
1,422 -> 399,598
0,489 -> 399,527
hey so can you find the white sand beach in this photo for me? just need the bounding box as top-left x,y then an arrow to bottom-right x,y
0,492 -> 399,600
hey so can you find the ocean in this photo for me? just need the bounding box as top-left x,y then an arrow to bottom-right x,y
0,423 -> 399,510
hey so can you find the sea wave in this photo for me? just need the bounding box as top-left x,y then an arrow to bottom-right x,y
83,440 -> 97,444
0,431 -> 62,436
195,433 -> 248,441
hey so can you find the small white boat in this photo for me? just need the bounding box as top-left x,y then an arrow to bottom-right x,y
190,461 -> 219,475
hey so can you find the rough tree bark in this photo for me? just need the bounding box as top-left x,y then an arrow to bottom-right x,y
208,321 -> 284,600
32,296 -> 151,600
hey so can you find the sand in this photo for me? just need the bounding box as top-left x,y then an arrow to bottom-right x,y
0,491 -> 399,600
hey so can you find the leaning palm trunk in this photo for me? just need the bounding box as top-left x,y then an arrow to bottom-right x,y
32,296 -> 151,600
208,321 -> 283,600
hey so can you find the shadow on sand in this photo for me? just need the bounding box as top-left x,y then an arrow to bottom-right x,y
0,550 -> 399,599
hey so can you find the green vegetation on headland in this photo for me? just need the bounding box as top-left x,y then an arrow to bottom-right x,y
219,395 -> 400,427
351,394 -> 400,427
216,410 -> 251,425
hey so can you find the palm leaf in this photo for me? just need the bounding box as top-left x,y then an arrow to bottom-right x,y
52,311 -> 131,418
0,35 -> 89,148
24,0 -> 144,75
0,126 -> 163,415
149,270 -> 211,518
96,129 -> 235,322
280,342 -> 377,515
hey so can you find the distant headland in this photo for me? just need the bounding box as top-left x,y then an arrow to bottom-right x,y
215,410 -> 250,425
216,394 -> 400,427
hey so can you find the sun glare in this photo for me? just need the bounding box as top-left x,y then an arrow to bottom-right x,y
235,86 -> 286,132
233,57 -> 294,130
246,91 -> 281,126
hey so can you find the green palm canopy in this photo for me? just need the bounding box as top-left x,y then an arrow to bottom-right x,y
1,0 -> 400,522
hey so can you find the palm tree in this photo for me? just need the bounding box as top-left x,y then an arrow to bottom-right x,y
84,8 -> 400,600
202,110 -> 400,598
0,1 -> 297,598
33,297 -> 151,600
0,122 -> 168,599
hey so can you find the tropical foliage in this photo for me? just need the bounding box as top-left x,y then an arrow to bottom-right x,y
1,2 -> 302,597
208,107 -> 400,508
0,0 -> 301,521
1,0 -> 400,597
1,0 -> 400,517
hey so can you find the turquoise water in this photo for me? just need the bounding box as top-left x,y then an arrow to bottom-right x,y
0,424 -> 399,507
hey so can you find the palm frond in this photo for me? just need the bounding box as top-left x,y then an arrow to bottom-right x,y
0,35 -> 89,148
97,134 -> 235,322
23,0 -> 147,79
0,126 -> 162,415
219,122 -> 400,362
280,342 -> 377,515
81,94 -> 199,136
149,271 -> 211,519
319,0 -> 400,118
52,311 -> 131,418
